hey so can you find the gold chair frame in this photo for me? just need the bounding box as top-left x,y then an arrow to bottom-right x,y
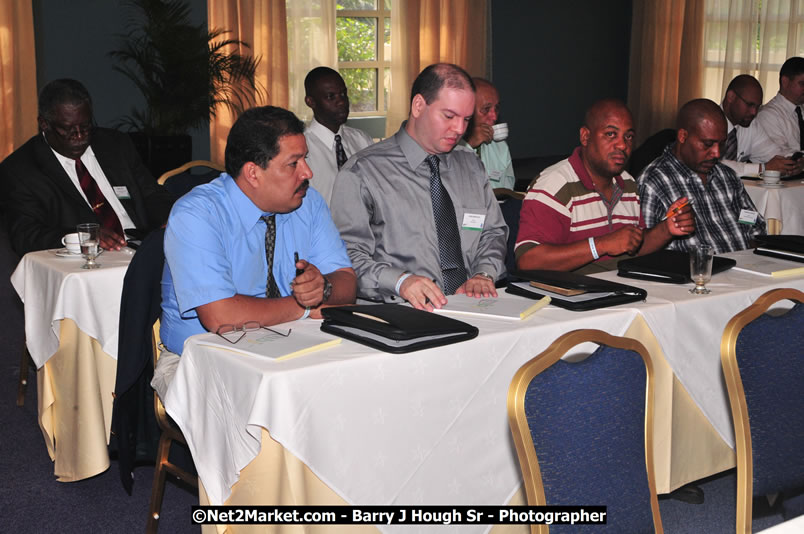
157,160 -> 225,185
147,319 -> 198,534
507,329 -> 663,534
720,288 -> 804,534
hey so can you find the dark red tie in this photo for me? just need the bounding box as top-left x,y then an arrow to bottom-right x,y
74,158 -> 124,237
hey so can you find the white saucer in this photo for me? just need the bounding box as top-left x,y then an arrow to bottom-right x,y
52,248 -> 83,257
760,182 -> 784,188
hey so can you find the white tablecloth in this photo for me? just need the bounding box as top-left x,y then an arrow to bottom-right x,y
167,302 -> 639,519
595,249 -> 804,448
10,249 -> 133,367
743,179 -> 804,235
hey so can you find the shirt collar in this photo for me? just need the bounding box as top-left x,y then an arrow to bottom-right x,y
776,92 -> 802,113
663,143 -> 722,184
395,121 -> 452,171
568,146 -> 625,191
45,132 -> 92,165
308,118 -> 343,148
223,173 -> 272,231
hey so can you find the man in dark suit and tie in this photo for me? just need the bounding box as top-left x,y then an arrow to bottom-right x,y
0,78 -> 175,256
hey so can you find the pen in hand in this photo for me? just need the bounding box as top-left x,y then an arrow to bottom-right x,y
294,252 -> 304,276
661,199 -> 693,221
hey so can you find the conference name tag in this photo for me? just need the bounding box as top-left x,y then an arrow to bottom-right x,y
738,209 -> 758,225
114,186 -> 131,200
461,213 -> 485,231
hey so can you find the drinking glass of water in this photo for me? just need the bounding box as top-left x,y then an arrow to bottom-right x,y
689,243 -> 713,294
77,223 -> 101,269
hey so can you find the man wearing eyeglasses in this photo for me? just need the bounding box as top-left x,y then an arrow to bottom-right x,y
720,74 -> 797,177
153,106 -> 356,399
0,78 -> 175,256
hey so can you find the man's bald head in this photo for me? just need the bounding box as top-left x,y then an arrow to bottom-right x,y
579,98 -> 635,181
675,99 -> 727,180
723,75 -> 762,127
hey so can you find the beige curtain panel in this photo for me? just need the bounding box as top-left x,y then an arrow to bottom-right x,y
0,1 -> 38,159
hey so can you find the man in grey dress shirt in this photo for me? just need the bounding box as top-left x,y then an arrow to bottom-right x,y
331,63 -> 508,310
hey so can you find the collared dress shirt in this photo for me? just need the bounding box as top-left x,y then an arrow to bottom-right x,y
720,115 -> 763,177
516,147 -> 643,262
50,142 -> 137,230
304,118 -> 374,206
459,138 -> 516,190
638,145 -> 765,254
330,124 -> 508,302
752,92 -> 803,162
160,173 -> 352,353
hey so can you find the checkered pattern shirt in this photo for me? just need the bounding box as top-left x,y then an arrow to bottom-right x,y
638,145 -> 766,254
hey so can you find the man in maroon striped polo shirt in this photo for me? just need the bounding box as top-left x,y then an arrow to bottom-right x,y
515,99 -> 695,273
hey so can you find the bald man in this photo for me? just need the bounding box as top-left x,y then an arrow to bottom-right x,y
461,78 -> 516,189
720,74 -> 797,177
515,99 -> 694,273
639,98 -> 766,254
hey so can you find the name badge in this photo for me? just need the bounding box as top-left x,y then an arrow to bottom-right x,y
114,186 -> 131,199
738,209 -> 758,225
462,213 -> 485,231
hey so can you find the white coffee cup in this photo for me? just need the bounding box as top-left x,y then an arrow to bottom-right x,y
492,122 -> 509,142
62,233 -> 81,254
761,170 -> 781,185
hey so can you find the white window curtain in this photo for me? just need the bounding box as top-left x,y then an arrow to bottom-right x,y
703,0 -> 804,104
285,0 -> 338,121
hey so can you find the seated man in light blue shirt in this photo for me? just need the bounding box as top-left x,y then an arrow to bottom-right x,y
155,106 -> 356,397
461,77 -> 516,190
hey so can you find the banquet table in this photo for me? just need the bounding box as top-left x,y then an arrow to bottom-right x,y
11,248 -> 134,481
165,249 -> 804,534
743,178 -> 804,235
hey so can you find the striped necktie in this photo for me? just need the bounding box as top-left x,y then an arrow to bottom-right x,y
425,154 -> 467,295
723,127 -> 738,161
261,215 -> 281,298
74,158 -> 124,237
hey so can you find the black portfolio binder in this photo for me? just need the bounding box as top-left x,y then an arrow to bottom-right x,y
617,249 -> 737,284
505,270 -> 647,311
320,304 -> 478,354
754,235 -> 804,263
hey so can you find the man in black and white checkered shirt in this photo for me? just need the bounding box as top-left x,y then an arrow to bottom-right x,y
638,98 -> 766,254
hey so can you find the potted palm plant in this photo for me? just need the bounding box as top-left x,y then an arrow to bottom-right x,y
111,0 -> 261,177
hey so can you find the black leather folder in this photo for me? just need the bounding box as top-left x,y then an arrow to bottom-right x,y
754,235 -> 804,263
320,304 -> 478,354
505,270 -> 647,311
617,249 -> 737,284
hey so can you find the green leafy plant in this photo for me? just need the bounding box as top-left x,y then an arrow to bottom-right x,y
111,0 -> 262,135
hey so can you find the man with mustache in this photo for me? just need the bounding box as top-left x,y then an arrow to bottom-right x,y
639,98 -> 765,254
155,106 -> 356,398
0,78 -> 175,256
516,99 -> 694,273
331,63 -> 508,311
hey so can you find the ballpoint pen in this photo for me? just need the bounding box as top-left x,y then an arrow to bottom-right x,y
294,252 -> 304,276
661,199 -> 694,221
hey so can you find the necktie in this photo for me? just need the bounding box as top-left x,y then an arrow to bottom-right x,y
74,158 -> 124,237
261,215 -> 281,299
723,127 -> 738,161
425,155 -> 467,295
796,107 -> 804,151
334,134 -> 348,170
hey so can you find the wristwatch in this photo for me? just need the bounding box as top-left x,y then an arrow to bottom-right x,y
474,271 -> 494,281
322,276 -> 333,302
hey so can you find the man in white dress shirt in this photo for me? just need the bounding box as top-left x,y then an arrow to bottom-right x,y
752,56 -> 804,174
720,74 -> 796,177
303,67 -> 374,206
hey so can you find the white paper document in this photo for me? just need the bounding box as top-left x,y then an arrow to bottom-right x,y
193,328 -> 341,360
434,292 -> 550,320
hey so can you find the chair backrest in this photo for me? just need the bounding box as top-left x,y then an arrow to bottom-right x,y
721,288 -> 804,534
157,160 -> 225,197
508,329 -> 662,534
629,128 -> 676,178
498,194 -> 523,278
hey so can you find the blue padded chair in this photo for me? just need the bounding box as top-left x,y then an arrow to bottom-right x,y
157,160 -> 224,197
494,188 -> 524,280
721,288 -> 804,534
508,329 -> 662,534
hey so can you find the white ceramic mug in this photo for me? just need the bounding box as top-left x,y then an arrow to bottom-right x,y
492,122 -> 509,142
61,233 -> 81,254
761,170 -> 781,185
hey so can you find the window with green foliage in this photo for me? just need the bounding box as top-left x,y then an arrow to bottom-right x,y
336,0 -> 391,116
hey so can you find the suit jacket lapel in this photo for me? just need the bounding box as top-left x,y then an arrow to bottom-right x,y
32,135 -> 91,210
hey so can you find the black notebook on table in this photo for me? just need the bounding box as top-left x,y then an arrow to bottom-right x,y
320,304 -> 478,354
505,270 -> 647,311
754,235 -> 804,263
617,249 -> 737,284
